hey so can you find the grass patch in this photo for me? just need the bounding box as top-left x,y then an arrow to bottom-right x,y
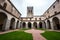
37,28 -> 46,30
20,28 -> 30,30
0,31 -> 33,40
41,31 -> 60,40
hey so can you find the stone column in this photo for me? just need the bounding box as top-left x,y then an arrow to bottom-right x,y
3,19 -> 10,31
20,22 -> 22,29
45,20 -> 48,29
37,22 -> 39,28
13,21 -> 17,29
42,22 -> 45,29
50,20 -> 54,30
19,21 -> 21,29
31,22 -> 33,29
17,21 -> 20,29
26,22 -> 28,29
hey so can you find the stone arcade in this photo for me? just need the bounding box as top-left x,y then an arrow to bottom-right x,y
0,0 -> 60,32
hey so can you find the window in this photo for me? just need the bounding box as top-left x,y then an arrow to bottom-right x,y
53,5 -> 55,8
39,18 -> 41,20
28,10 -> 30,12
30,18 -> 31,20
31,10 -> 32,13
3,3 -> 7,9
57,0 -> 59,2
47,11 -> 49,13
54,11 -> 57,15
48,16 -> 50,18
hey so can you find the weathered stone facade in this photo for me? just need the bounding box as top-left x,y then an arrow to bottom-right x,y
21,0 -> 60,30
0,0 -> 21,31
0,0 -> 60,32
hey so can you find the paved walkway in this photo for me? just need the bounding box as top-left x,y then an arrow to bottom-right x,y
25,29 -> 46,40
0,29 -> 19,34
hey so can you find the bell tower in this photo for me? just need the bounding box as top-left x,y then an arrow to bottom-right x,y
27,7 -> 33,17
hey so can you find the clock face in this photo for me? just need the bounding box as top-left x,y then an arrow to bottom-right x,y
0,0 -> 5,3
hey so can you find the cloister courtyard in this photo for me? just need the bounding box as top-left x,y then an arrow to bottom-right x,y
0,0 -> 60,40
0,28 -> 60,40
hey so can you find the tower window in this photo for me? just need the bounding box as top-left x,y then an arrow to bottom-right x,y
28,10 -> 30,12
31,10 -> 32,13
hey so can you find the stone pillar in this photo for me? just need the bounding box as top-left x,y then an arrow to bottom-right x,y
3,19 -> 10,31
45,20 -> 48,29
17,21 -> 20,29
31,22 -> 33,29
20,22 -> 22,29
26,22 -> 28,29
42,22 -> 45,29
13,21 -> 17,29
19,21 -> 21,29
50,20 -> 54,30
37,22 -> 39,28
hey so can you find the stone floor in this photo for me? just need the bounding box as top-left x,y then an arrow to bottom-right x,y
25,29 -> 46,40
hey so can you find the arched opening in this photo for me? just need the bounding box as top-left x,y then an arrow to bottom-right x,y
10,18 -> 15,30
0,12 -> 7,31
33,22 -> 37,28
22,22 -> 26,28
16,20 -> 19,29
47,20 -> 51,29
52,17 -> 60,30
28,22 -> 31,28
39,22 -> 42,28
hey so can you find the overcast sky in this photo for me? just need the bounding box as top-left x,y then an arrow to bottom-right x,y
11,0 -> 56,17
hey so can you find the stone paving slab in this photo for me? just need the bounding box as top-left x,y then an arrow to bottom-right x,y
0,29 -> 19,34
25,29 -> 46,40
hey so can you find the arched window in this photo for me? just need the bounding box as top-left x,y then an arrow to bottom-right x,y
3,3 -> 7,9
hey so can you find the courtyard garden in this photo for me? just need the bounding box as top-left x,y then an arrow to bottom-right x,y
0,30 -> 33,40
41,31 -> 60,40
0,28 -> 60,40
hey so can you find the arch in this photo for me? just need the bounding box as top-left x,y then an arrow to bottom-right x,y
16,20 -> 19,29
22,22 -> 26,28
52,17 -> 60,30
39,22 -> 42,28
0,12 -> 7,31
10,18 -> 15,30
33,22 -> 37,28
28,22 -> 31,28
47,20 -> 51,29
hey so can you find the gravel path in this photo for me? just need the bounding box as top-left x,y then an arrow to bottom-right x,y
25,29 -> 46,40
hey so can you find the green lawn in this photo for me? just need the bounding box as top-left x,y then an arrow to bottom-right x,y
0,31 -> 33,40
41,31 -> 60,40
36,28 -> 46,30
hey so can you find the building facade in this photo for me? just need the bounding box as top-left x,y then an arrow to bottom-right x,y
43,0 -> 60,30
0,0 -> 60,32
21,7 -> 45,29
0,0 -> 21,31
21,0 -> 60,30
